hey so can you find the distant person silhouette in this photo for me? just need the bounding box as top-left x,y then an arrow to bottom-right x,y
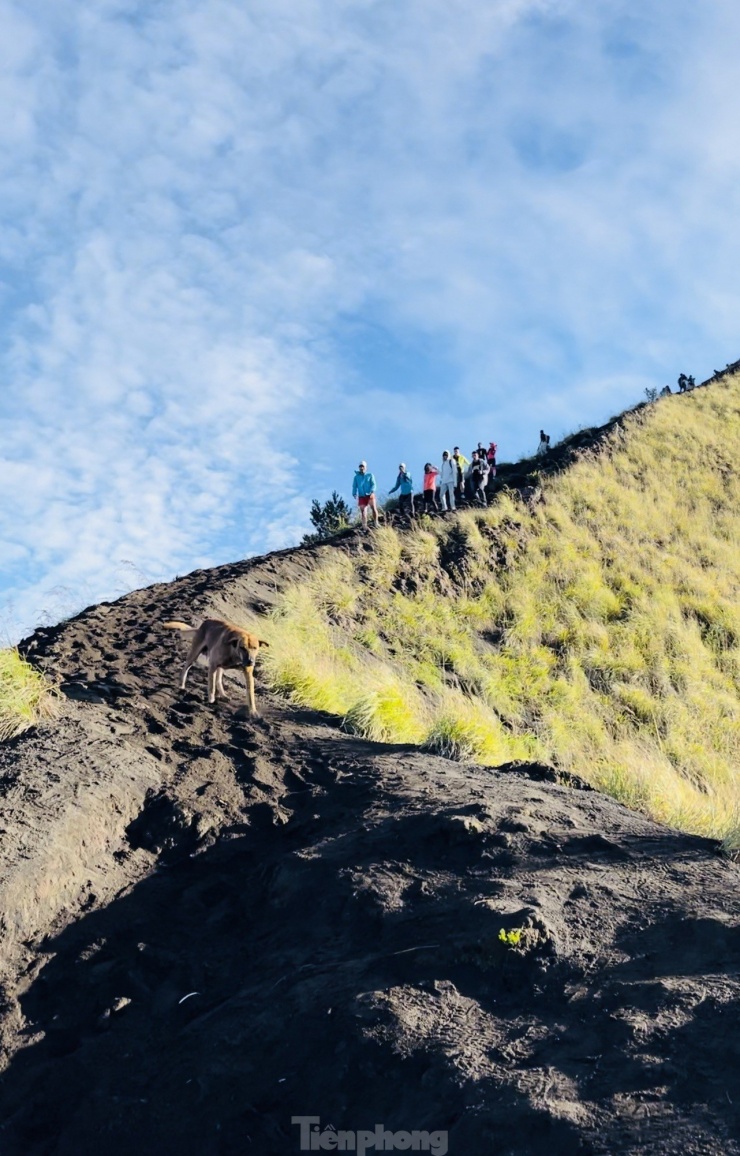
537,430 -> 550,455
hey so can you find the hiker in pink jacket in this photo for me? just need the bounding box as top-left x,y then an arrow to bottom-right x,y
423,463 -> 439,511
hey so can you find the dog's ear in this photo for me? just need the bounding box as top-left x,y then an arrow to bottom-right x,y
258,639 -> 270,648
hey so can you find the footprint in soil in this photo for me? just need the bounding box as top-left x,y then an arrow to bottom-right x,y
171,698 -> 196,716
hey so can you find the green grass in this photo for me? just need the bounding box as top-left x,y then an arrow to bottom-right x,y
0,648 -> 59,741
260,374 -> 740,845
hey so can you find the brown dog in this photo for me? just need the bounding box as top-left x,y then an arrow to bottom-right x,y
164,618 -> 269,714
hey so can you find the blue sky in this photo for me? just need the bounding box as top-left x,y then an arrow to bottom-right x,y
2,0 -> 740,640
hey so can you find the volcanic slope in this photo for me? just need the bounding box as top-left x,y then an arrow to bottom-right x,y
264,371 -> 740,842
0,393 -> 739,1154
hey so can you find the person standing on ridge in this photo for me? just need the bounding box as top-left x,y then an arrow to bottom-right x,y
352,460 -> 379,529
471,452 -> 490,506
486,442 -> 497,491
452,447 -> 469,503
537,430 -> 550,455
438,450 -> 456,512
423,463 -> 439,511
389,463 -> 414,519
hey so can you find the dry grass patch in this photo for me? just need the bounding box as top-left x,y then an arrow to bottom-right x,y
0,648 -> 59,741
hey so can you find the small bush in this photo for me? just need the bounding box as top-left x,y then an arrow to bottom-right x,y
342,683 -> 426,744
302,491 -> 352,544
424,715 -> 482,761
498,928 -> 523,948
0,649 -> 59,741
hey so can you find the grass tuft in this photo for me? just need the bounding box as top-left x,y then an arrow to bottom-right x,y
0,649 -> 59,741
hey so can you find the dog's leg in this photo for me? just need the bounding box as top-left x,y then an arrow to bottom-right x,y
216,669 -> 227,699
181,626 -> 208,691
244,666 -> 258,717
207,665 -> 218,704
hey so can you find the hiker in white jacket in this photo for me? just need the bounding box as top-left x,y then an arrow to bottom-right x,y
439,450 -> 457,512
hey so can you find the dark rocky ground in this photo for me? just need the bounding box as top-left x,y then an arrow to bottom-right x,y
1,518 -> 739,1155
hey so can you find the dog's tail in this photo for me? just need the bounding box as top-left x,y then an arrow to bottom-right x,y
163,620 -> 197,641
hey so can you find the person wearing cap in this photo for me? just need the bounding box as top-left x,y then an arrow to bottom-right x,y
438,450 -> 456,512
352,460 -> 379,529
389,463 -> 414,519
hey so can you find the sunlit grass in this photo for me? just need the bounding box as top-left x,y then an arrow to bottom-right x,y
261,374 -> 740,842
0,648 -> 59,741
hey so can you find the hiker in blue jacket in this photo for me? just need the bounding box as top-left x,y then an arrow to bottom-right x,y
352,460 -> 379,529
389,463 -> 414,519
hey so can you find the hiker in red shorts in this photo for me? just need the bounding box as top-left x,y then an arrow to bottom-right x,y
352,460 -> 379,529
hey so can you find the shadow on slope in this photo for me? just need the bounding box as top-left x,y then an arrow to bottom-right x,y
1,718 -> 739,1156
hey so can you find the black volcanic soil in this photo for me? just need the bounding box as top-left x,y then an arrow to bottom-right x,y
1,538 -> 740,1156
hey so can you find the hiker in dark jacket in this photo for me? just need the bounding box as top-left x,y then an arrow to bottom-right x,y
471,453 -> 490,506
389,463 -> 414,518
537,430 -> 550,455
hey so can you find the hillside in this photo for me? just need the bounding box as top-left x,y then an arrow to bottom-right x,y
0,372 -> 739,1154
264,371 -> 740,843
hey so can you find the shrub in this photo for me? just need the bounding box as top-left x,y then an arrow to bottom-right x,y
0,649 -> 59,741
302,491 -> 353,544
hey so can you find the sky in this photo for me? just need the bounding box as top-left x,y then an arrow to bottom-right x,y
2,0 -> 740,641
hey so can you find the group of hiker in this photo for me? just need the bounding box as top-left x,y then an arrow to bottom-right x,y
656,374 -> 696,399
351,432 -> 552,527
